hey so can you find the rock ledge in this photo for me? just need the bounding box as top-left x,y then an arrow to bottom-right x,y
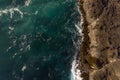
78,0 -> 120,80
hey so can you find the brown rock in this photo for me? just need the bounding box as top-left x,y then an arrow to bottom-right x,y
78,0 -> 120,80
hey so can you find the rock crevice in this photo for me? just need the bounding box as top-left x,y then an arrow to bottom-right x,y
78,0 -> 120,80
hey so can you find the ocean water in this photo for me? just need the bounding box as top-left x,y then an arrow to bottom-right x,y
0,0 -> 82,80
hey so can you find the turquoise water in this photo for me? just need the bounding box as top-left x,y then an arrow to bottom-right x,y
0,0 -> 81,80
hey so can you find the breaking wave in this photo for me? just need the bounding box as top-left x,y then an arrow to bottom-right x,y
71,22 -> 83,80
70,2 -> 83,80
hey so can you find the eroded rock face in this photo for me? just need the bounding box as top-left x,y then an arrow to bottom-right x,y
90,60 -> 120,80
79,0 -> 120,80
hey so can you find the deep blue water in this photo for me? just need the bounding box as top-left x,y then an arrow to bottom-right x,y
0,0 -> 80,80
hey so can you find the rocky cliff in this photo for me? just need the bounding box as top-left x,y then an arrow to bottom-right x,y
78,0 -> 120,80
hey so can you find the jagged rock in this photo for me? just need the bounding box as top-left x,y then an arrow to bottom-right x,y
78,0 -> 120,80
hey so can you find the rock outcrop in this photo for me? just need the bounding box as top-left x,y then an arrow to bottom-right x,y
78,0 -> 120,80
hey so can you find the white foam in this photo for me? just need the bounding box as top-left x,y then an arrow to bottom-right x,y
71,23 -> 83,80
35,11 -> 38,15
71,57 -> 83,80
75,24 -> 82,35
71,2 -> 83,80
0,8 -> 23,18
25,0 -> 31,6
21,65 -> 27,71
12,53 -> 17,58
9,26 -> 15,31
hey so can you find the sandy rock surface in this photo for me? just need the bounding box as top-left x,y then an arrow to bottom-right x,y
79,0 -> 120,80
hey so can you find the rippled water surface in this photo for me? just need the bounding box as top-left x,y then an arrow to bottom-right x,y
0,0 -> 81,80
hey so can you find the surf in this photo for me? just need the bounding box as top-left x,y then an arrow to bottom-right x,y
70,2 -> 83,80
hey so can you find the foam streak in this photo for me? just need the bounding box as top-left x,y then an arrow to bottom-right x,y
0,8 -> 23,18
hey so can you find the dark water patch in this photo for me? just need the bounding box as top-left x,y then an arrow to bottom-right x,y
0,0 -> 80,80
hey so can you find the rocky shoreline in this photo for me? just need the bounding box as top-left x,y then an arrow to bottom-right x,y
78,0 -> 120,80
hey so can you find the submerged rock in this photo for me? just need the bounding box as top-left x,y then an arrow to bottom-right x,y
78,0 -> 120,80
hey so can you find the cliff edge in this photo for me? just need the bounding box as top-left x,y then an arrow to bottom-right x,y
78,0 -> 120,80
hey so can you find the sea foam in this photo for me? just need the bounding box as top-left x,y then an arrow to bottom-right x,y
71,23 -> 83,80
25,0 -> 31,6
70,2 -> 83,80
0,8 -> 23,18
